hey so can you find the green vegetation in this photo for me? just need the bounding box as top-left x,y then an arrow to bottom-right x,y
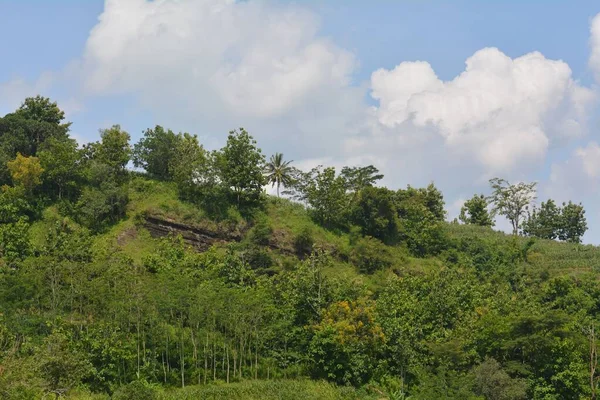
0,96 -> 598,400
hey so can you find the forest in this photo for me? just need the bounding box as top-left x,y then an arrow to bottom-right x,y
0,96 -> 599,399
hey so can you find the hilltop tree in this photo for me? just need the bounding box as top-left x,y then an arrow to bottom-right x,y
96,125 -> 131,173
351,186 -> 399,244
522,199 -> 560,240
558,201 -> 587,243
132,125 -> 181,179
341,165 -> 384,194
221,128 -> 265,207
303,166 -> 349,229
488,178 -> 536,235
264,153 -> 294,197
396,183 -> 446,222
459,194 -> 494,227
15,96 -> 69,127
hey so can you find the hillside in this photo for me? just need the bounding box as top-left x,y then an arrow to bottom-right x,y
19,176 -> 600,400
1,98 -> 599,399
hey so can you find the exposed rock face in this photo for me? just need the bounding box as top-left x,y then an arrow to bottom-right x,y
143,215 -> 242,251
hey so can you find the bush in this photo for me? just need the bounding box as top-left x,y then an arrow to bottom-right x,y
113,381 -> 157,400
245,245 -> 274,271
350,236 -> 393,274
249,215 -> 273,246
294,225 -> 315,257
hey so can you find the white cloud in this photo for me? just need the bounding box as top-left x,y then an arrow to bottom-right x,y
576,142 -> 600,179
80,0 -> 356,119
369,47 -> 595,173
591,13 -> 600,82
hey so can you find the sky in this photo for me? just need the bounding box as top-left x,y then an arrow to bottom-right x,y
1,0 -> 600,242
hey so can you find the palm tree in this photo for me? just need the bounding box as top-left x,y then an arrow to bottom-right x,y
264,153 -> 294,197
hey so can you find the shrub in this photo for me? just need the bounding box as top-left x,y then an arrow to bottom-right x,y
249,215 -> 273,246
350,236 -> 393,274
294,225 -> 315,257
112,381 -> 157,400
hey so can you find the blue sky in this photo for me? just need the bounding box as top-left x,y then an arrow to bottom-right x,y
1,0 -> 600,242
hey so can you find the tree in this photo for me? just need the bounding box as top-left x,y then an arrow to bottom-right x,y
309,299 -> 385,385
15,95 -> 69,127
221,128 -> 265,207
340,165 -> 384,194
93,125 -> 131,180
7,153 -> 43,193
351,186 -> 400,244
522,199 -> 560,239
304,167 -> 349,229
396,183 -> 446,222
75,182 -> 129,232
133,125 -> 181,179
459,194 -> 494,227
559,201 -> 587,243
170,133 -> 209,197
38,137 -> 82,199
488,178 -> 536,235
473,358 -> 527,400
264,153 -> 294,197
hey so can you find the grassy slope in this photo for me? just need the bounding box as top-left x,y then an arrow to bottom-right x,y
30,177 -> 600,282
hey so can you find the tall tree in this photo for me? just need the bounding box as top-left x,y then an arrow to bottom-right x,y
340,165 -> 384,194
221,128 -> 265,207
38,137 -> 82,200
350,186 -> 399,244
303,166 -> 349,229
15,96 -> 70,127
264,153 -> 294,197
459,194 -> 494,227
396,183 -> 446,222
488,178 -> 536,235
522,199 -> 560,239
132,125 -> 181,179
92,125 -> 131,180
558,201 -> 587,243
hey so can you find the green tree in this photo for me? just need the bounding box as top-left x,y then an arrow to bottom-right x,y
522,199 -> 560,239
221,128 -> 265,207
264,153 -> 294,197
75,182 -> 129,232
15,95 -> 69,127
351,186 -> 399,244
37,329 -> 94,398
38,137 -> 81,199
459,194 -> 494,227
92,125 -> 131,180
558,201 -> 587,243
473,358 -> 527,400
340,165 -> 384,194
396,183 -> 446,222
133,125 -> 181,179
488,178 -> 537,235
304,167 -> 349,229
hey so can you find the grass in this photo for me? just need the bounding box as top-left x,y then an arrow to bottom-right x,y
66,380 -> 374,400
87,176 -> 600,281
156,380 -> 372,400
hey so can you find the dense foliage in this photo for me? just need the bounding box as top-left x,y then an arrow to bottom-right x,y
0,97 -> 597,400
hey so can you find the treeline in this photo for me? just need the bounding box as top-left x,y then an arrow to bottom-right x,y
0,96 -> 597,400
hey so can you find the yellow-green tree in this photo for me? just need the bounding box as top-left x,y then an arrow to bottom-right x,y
7,152 -> 43,193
